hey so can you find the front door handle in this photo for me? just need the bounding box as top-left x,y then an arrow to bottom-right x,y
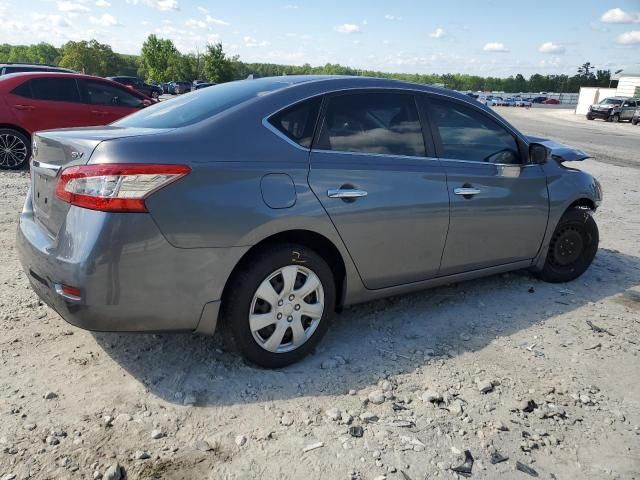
14,104 -> 35,110
327,188 -> 368,199
454,187 -> 481,196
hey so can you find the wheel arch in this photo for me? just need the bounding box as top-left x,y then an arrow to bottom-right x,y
0,124 -> 31,140
568,197 -> 595,211
220,229 -> 348,314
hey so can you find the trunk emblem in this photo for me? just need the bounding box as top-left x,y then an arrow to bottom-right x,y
71,151 -> 84,160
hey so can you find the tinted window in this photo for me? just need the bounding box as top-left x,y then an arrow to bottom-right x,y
316,93 -> 425,157
30,78 -> 81,103
268,97 -> 321,148
11,81 -> 32,98
428,98 -> 520,164
4,66 -> 36,74
114,78 -> 296,129
82,80 -> 143,108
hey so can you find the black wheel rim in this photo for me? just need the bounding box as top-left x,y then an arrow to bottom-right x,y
550,226 -> 584,267
0,133 -> 28,168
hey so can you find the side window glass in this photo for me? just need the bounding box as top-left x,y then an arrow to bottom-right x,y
11,81 -> 32,99
83,80 -> 143,108
30,78 -> 81,103
316,93 -> 425,157
429,98 -> 520,164
268,97 -> 321,148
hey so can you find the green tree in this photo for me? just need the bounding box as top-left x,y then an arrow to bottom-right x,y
202,42 -> 234,83
58,40 -> 120,76
140,34 -> 179,82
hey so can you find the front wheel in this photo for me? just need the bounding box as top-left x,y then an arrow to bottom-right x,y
586,113 -> 594,120
610,113 -> 620,123
151,91 -> 159,99
537,208 -> 599,283
632,118 -> 639,125
0,129 -> 30,170
223,244 -> 336,368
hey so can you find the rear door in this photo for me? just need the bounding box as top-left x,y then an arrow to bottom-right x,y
308,91 -> 450,289
7,77 -> 89,132
424,95 -> 549,275
78,79 -> 144,123
621,99 -> 637,120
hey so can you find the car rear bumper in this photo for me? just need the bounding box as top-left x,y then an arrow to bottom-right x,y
17,189 -> 248,334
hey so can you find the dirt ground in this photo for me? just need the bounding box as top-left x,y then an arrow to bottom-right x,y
1,109 -> 639,480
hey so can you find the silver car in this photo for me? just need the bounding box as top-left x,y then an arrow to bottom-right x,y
17,76 -> 602,367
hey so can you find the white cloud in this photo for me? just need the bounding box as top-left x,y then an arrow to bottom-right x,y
483,42 -> 509,52
197,5 -> 208,14
384,14 -> 400,21
617,30 -> 640,45
601,8 -> 640,24
538,42 -> 565,53
335,23 -> 361,34
57,1 -> 90,13
186,18 -> 206,29
126,0 -> 179,12
33,13 -> 71,28
429,27 -> 446,38
243,36 -> 270,47
95,0 -> 111,6
205,15 -> 230,26
90,13 -> 119,26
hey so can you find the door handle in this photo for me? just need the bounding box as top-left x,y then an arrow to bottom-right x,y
14,104 -> 34,110
90,110 -> 107,115
327,188 -> 368,199
454,187 -> 481,196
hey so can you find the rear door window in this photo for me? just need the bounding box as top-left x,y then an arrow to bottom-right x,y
315,92 -> 426,157
29,78 -> 81,103
11,81 -> 33,98
427,97 -> 521,164
80,80 -> 144,108
268,96 -> 322,148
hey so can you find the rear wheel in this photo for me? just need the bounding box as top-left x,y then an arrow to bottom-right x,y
151,91 -> 159,99
610,113 -> 620,123
0,129 -> 30,170
537,208 -> 599,283
223,244 -> 336,368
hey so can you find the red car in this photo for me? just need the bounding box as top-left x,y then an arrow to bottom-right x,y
542,98 -> 560,105
0,72 -> 153,169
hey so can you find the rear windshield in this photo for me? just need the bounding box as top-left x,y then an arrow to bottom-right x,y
114,78 -> 294,128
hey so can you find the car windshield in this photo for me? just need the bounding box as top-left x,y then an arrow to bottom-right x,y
114,78 -> 296,128
599,98 -> 623,105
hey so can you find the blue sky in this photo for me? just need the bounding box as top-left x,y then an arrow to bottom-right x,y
1,0 -> 639,76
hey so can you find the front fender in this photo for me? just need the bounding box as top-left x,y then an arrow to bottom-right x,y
531,160 -> 601,271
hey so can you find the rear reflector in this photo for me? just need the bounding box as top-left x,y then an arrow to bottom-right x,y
54,283 -> 82,301
55,163 -> 190,213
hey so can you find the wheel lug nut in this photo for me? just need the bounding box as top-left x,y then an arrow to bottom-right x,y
294,304 -> 300,311
277,313 -> 282,319
278,300 -> 283,306
287,316 -> 293,322
288,294 -> 295,301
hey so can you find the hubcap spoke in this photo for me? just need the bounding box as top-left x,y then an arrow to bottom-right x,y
300,301 -> 323,318
263,321 -> 288,352
280,265 -> 298,296
249,311 -> 277,332
255,281 -> 279,306
290,317 -> 307,347
295,272 -> 320,299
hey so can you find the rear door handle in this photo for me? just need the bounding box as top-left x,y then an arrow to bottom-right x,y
327,188 -> 368,199
14,104 -> 35,110
454,187 -> 481,196
90,110 -> 107,115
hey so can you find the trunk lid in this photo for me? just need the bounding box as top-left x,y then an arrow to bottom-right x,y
31,126 -> 168,236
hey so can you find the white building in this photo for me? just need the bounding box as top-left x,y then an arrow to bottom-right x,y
615,72 -> 640,98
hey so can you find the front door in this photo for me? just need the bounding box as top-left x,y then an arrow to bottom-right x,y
79,79 -> 143,124
425,95 -> 549,275
308,91 -> 450,289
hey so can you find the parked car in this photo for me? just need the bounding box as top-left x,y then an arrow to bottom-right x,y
515,98 -> 532,107
0,72 -> 152,169
169,81 -> 191,94
531,96 -> 547,103
490,96 -> 505,106
161,82 -> 173,94
0,63 -> 75,76
542,99 -> 560,105
17,76 -> 602,367
503,97 -> 516,107
632,108 -> 640,125
194,82 -> 215,90
107,76 -> 163,100
586,97 -> 638,122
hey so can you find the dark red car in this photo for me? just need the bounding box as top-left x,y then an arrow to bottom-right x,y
0,72 -> 153,169
542,98 -> 560,105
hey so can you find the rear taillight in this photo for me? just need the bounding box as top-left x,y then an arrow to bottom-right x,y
55,163 -> 190,213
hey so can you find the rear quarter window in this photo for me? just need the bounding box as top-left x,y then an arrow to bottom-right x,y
268,97 -> 322,148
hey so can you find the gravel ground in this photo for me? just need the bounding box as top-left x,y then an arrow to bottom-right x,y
1,109 -> 639,480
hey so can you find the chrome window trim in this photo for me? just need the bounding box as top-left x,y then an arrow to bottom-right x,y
437,157 -> 538,168
310,148 -> 438,162
261,117 -> 310,152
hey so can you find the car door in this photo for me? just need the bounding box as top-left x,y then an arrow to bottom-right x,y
6,77 -> 89,132
308,91 -> 450,290
79,79 -> 144,124
621,100 -> 636,120
424,95 -> 549,276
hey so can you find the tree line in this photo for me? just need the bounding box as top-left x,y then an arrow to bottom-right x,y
1,37 -> 614,93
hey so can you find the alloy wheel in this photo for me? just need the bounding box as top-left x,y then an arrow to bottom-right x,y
0,133 -> 28,169
249,265 -> 324,353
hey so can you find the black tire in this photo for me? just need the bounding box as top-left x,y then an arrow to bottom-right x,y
151,91 -> 159,99
633,118 -> 639,125
537,208 -> 599,283
610,113 -> 620,123
222,243 -> 336,368
586,113 -> 594,120
0,128 -> 30,170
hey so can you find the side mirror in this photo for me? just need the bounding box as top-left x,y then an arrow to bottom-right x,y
529,143 -> 548,164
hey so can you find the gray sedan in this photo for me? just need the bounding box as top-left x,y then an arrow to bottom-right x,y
17,76 -> 602,367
